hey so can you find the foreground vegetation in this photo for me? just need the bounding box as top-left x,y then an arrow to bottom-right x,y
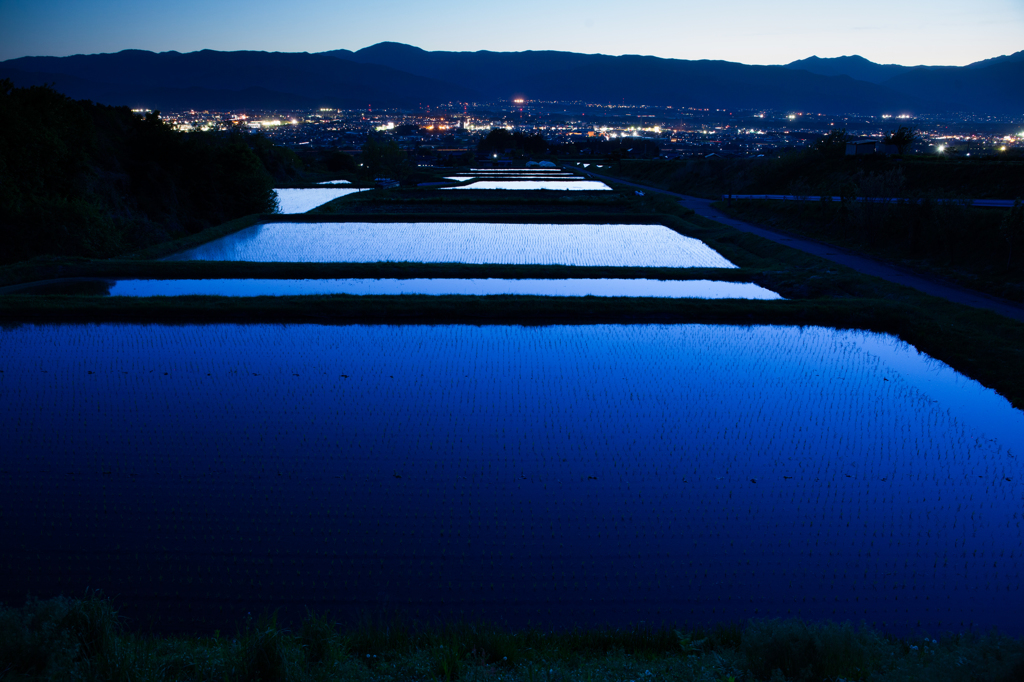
2,594 -> 1022,682
0,81 -> 280,264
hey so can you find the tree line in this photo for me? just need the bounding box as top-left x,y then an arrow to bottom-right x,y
0,80 -> 279,264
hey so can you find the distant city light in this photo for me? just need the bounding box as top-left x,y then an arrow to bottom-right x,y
787,114 -> 796,120
937,145 -> 946,152
1000,146 -> 1007,151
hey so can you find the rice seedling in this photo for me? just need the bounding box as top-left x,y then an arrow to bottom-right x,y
0,323 -> 1020,635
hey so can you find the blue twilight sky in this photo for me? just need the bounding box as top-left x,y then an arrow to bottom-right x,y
1,0 -> 1022,66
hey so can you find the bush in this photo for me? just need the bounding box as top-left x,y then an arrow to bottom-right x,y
231,613 -> 291,682
741,619 -> 880,681
298,611 -> 339,665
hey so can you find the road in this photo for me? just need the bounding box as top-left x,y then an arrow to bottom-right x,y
581,169 -> 1024,323
723,194 -> 1018,208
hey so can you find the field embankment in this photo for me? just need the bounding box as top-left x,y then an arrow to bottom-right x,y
2,594 -> 1023,682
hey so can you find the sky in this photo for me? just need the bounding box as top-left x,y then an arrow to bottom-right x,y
1,0 -> 1022,66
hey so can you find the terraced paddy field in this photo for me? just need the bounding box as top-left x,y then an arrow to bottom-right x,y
20,278 -> 781,299
317,200 -> 638,215
1,323 -> 1021,634
273,188 -> 365,214
442,180 -> 612,191
164,222 -> 738,268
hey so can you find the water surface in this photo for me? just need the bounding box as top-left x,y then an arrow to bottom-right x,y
1,323 -> 1020,633
442,180 -> 611,191
274,188 -> 365,213
106,278 -> 781,299
166,222 -> 738,268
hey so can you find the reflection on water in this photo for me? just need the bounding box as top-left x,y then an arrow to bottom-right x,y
1,323 -> 1021,633
273,188 -> 365,213
441,180 -> 612,191
165,222 -> 738,268
106,278 -> 782,299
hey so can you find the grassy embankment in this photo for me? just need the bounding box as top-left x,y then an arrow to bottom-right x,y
713,199 -> 1024,303
586,156 -> 1024,302
2,594 -> 1023,682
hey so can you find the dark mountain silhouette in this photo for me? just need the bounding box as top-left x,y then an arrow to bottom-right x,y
0,49 -> 477,109
783,55 -> 929,84
0,66 -> 324,110
332,42 -> 1023,114
783,52 -> 1024,113
2,44 -> 1021,113
965,49 -> 1024,69
326,42 -> 929,113
880,60 -> 1024,114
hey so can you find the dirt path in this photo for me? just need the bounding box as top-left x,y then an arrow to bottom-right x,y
582,169 -> 1024,323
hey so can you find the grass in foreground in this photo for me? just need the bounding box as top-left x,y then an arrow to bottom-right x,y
2,594 -> 1023,682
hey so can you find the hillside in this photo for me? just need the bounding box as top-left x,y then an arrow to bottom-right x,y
0,49 -> 477,110
2,43 -> 1021,114
0,79 -> 277,264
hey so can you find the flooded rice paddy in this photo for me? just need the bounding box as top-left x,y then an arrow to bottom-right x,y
441,180 -> 612,191
273,188 -> 365,214
1,323 -> 1021,633
165,222 -> 738,267
100,278 -> 782,299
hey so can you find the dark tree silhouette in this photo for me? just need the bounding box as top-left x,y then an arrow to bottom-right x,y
813,128 -> 850,157
883,125 -> 918,154
0,79 -> 276,263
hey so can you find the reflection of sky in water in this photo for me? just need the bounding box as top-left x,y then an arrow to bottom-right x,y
273,188 -> 365,213
445,175 -> 583,181
107,278 -> 781,299
1,323 -> 1022,634
852,333 -> 1019,447
441,180 -> 612,190
165,222 -> 737,268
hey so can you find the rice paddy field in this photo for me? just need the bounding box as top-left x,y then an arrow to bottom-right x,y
4,171 -> 1024,675
443,180 -> 612,191
1,323 -> 1021,635
274,188 -> 365,214
437,167 -> 612,191
98,278 -> 781,299
163,222 -> 738,267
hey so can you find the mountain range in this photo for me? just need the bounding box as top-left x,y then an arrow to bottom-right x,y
1,43 -> 1021,115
